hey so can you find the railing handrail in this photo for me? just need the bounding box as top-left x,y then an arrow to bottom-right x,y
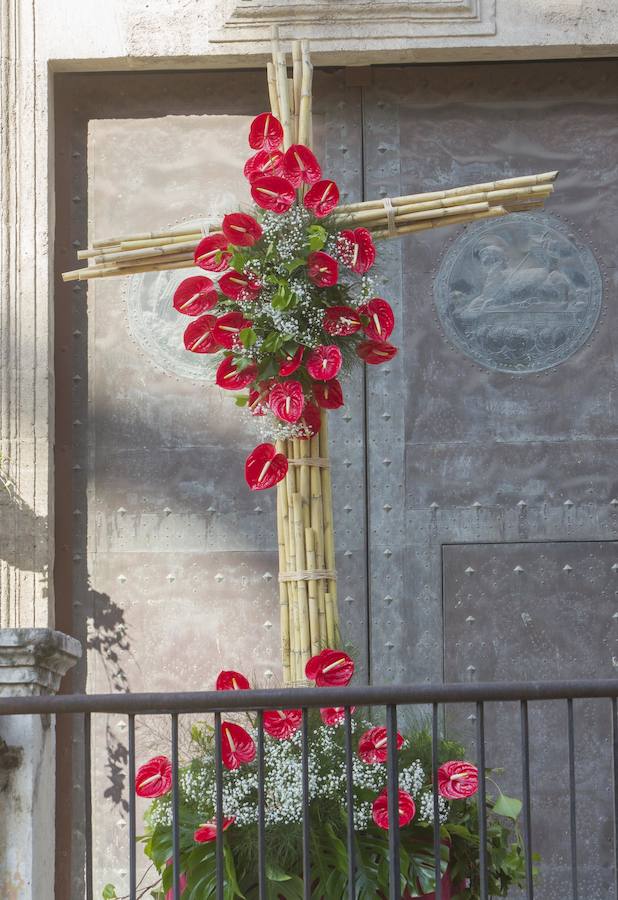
3,677 -> 618,715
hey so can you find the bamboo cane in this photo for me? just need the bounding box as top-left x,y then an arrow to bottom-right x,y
267,62 -> 281,121
305,528 -> 321,655
336,171 -> 559,215
309,432 -> 327,647
298,41 -> 313,148
371,205 -> 508,240
292,41 -> 303,143
319,411 -> 338,644
276,483 -> 291,683
292,492 -> 311,669
275,52 -> 292,152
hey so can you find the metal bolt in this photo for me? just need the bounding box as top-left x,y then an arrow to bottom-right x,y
464,566 -> 475,575
262,572 -> 273,582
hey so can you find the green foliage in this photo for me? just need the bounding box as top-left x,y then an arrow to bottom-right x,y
134,715 -> 532,900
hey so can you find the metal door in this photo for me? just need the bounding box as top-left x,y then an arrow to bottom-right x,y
362,60 -> 618,898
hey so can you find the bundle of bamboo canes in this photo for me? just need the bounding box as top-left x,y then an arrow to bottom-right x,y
61,169 -> 557,283
60,31 -> 559,684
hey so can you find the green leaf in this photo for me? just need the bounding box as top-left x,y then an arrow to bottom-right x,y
229,251 -> 247,272
102,886 -> 118,900
234,356 -> 255,371
261,332 -> 285,354
265,862 -> 293,882
307,224 -> 327,251
234,395 -> 249,407
492,793 -> 522,820
286,257 -> 306,274
238,327 -> 257,349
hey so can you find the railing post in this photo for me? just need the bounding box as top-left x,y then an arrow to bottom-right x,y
0,629 -> 81,900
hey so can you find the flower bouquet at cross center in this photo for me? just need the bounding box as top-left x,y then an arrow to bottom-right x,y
103,652 -> 534,900
174,112 -> 398,493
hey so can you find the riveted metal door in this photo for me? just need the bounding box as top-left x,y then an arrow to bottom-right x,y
362,60 -> 618,899
55,68 -> 367,897
362,59 -> 618,681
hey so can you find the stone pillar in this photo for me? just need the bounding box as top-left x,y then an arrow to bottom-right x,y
0,629 -> 81,900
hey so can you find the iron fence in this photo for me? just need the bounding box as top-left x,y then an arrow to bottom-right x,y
3,679 -> 618,900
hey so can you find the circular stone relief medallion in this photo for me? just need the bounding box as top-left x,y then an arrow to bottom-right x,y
124,267 -> 215,383
433,213 -> 602,373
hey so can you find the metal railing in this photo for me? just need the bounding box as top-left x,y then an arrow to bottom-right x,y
3,679 -> 618,900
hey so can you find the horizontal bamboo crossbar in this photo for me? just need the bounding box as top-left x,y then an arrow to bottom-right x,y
62,172 -> 557,282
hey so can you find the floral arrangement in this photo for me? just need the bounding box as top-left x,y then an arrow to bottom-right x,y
103,652 -> 531,900
172,112 -> 397,492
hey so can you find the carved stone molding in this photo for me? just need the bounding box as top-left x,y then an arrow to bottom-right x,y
0,628 -> 82,697
0,0 -> 52,628
212,0 -> 496,43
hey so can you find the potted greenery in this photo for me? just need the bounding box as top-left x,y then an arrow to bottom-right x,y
103,651 -> 532,899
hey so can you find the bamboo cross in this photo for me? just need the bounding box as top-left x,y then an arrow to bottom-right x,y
62,31 -> 558,683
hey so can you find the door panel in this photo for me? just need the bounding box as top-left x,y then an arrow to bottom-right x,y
58,69 -> 366,896
362,60 -> 618,685
444,540 -> 618,898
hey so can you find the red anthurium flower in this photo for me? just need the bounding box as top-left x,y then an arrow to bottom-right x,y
359,298 -> 395,341
337,228 -> 376,274
135,756 -> 172,798
218,271 -> 261,302
245,443 -> 289,491
269,381 -> 305,423
244,149 -> 285,182
307,251 -> 338,288
173,275 -> 218,316
216,670 -> 251,691
356,340 -> 398,365
320,706 -> 356,726
283,144 -> 322,186
251,175 -> 296,214
221,721 -> 256,770
322,305 -> 362,336
263,709 -> 302,740
306,345 -> 343,382
194,234 -> 232,272
372,788 -> 416,830
212,312 -> 253,349
279,347 -> 304,377
215,357 -> 257,391
194,816 -> 236,843
312,379 -> 344,410
183,315 -> 222,354
304,179 -> 340,218
299,401 -> 322,439
358,727 -> 404,764
249,112 -> 284,151
438,761 -> 479,799
305,648 -> 355,686
222,212 -> 263,248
